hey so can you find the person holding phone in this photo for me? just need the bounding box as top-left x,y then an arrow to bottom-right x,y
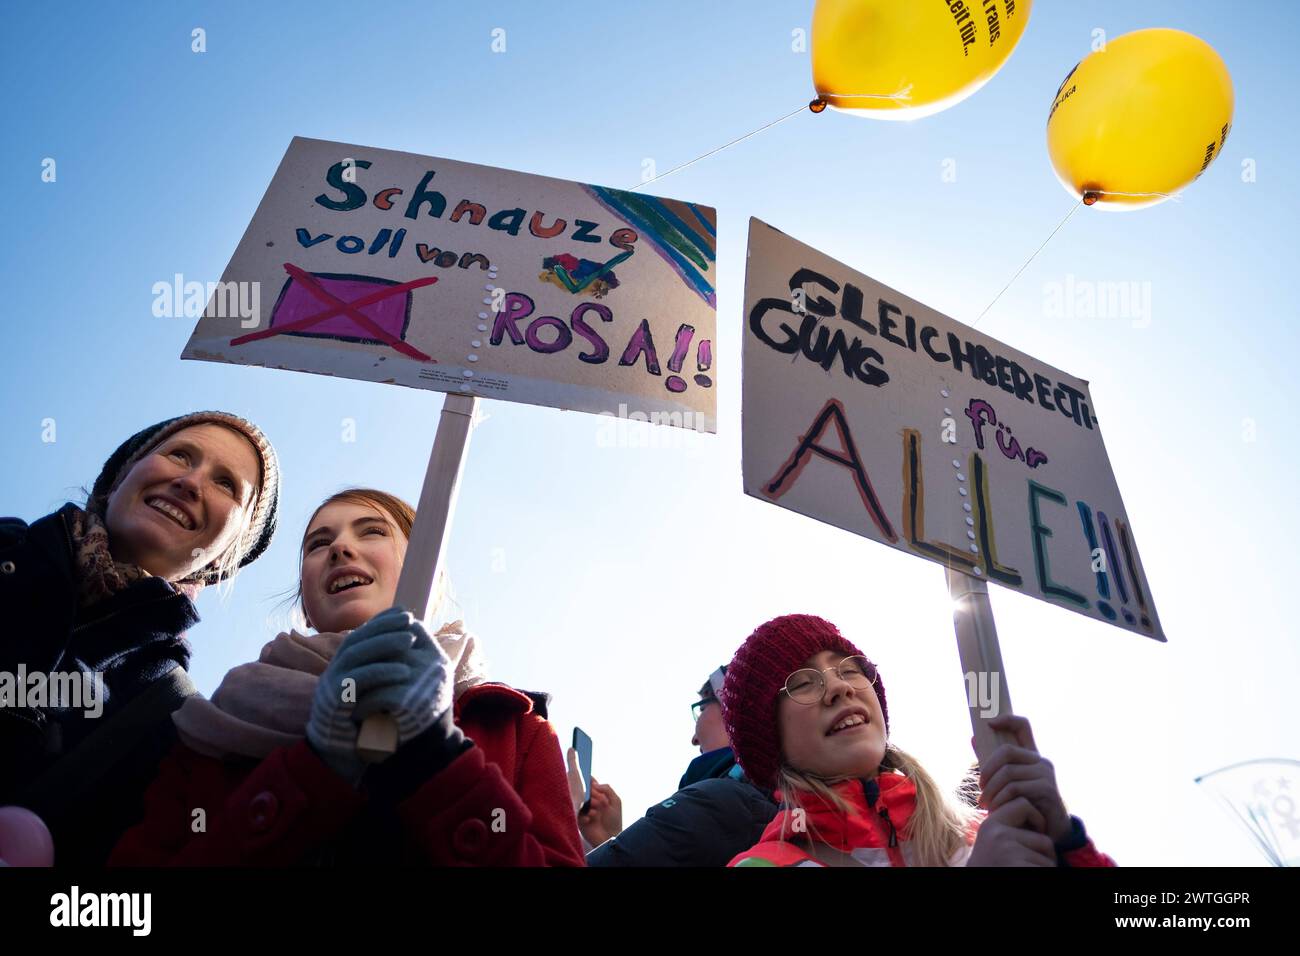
567,728 -> 623,851
110,488 -> 584,866
585,664 -> 776,867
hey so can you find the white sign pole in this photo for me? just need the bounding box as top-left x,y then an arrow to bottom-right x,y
356,391 -> 479,761
946,567 -> 1015,767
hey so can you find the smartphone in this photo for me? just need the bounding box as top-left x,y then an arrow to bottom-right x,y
572,727 -> 593,813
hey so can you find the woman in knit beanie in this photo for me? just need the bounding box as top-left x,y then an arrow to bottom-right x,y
722,614 -> 1116,868
85,411 -> 280,594
0,411 -> 280,866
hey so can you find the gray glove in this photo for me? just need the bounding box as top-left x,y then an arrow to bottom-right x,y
307,606 -> 451,783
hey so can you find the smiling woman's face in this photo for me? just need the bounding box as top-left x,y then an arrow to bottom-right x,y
777,649 -> 887,781
300,500 -> 408,633
104,423 -> 261,582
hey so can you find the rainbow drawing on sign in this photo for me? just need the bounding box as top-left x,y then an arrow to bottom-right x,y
583,186 -> 716,307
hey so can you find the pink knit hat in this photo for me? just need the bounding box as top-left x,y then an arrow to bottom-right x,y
720,614 -> 888,790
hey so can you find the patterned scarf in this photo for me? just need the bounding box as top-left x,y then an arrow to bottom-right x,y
70,506 -> 203,607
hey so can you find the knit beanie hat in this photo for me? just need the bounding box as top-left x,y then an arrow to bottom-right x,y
720,614 -> 888,790
89,411 -> 281,585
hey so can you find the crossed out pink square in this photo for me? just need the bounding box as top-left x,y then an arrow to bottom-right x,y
229,263 -> 437,361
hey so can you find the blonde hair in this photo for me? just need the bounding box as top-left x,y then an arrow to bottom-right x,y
775,743 -> 982,867
202,504 -> 253,601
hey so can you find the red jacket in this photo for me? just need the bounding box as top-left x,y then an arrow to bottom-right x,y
729,772 -> 1116,867
109,683 -> 584,866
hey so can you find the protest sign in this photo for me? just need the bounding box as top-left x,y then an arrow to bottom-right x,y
182,138 -> 718,756
743,217 -> 1163,641
183,136 -> 718,431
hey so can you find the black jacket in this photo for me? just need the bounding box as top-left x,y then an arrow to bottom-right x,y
0,504 -> 196,865
586,748 -> 777,867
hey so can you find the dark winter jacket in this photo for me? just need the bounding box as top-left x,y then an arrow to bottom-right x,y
586,747 -> 777,867
0,504 -> 195,865
679,745 -> 738,789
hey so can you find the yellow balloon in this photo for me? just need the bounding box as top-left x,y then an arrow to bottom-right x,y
1046,29 -> 1234,210
811,0 -> 1033,120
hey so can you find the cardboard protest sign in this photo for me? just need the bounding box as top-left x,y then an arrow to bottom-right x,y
183,137 -> 717,430
743,218 -> 1164,640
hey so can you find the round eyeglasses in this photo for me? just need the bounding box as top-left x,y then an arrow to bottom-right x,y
782,656 -> 878,705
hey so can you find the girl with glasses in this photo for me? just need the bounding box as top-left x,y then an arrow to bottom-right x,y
722,614 -> 1115,867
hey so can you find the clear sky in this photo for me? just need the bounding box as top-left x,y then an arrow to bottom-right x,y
4,1 -> 1296,866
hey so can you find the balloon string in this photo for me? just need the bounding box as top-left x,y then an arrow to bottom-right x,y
1092,189 -> 1183,202
819,85 -> 913,102
972,199 -> 1084,327
1217,796 -> 1282,867
628,103 -> 812,191
1251,806 -> 1286,868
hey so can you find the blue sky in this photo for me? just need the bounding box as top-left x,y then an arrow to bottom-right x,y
4,1 -> 1296,865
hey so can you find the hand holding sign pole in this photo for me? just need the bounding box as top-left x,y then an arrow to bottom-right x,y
356,392 -> 479,762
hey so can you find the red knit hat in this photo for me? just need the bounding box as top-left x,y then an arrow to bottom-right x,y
720,614 -> 888,790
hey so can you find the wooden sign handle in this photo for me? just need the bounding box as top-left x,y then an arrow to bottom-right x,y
357,392 -> 479,763
946,567 -> 1016,769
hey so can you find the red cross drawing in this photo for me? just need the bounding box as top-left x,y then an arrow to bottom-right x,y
230,263 -> 437,361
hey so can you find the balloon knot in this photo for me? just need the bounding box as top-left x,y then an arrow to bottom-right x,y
1082,186 -> 1102,206
809,97 -> 828,114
